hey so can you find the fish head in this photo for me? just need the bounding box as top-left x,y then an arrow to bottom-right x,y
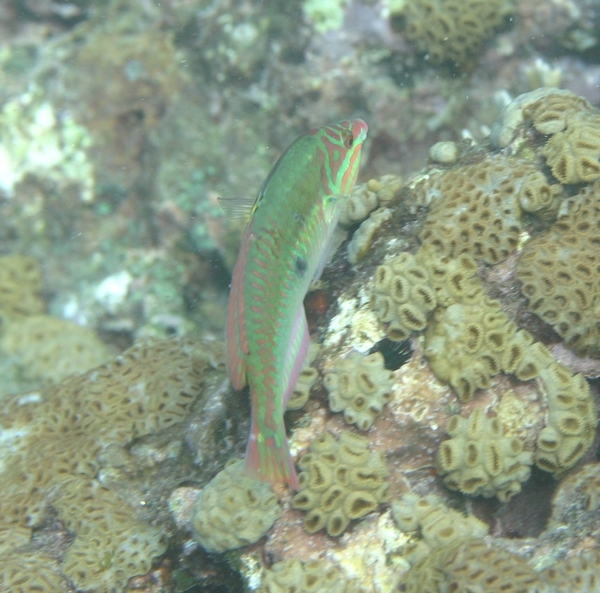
310,118 -> 369,198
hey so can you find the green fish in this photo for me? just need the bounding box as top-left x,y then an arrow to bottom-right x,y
226,119 -> 368,488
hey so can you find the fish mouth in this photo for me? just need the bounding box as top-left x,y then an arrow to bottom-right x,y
351,118 -> 369,145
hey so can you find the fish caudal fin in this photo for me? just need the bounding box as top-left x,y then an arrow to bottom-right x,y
245,420 -> 299,490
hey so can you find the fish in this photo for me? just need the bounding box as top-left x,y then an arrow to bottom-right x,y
225,118 -> 368,489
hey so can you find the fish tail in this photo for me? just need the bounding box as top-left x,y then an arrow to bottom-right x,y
245,417 -> 299,490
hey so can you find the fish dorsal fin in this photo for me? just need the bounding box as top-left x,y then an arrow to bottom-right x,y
218,145 -> 288,223
218,194 -> 258,224
220,134 -> 306,224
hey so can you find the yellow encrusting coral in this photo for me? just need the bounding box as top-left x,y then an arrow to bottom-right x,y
0,255 -> 45,319
398,536 -> 541,593
341,175 -> 403,227
347,207 -> 393,265
539,549 -> 600,592
57,479 -> 167,591
344,176 -> 403,264
391,497 -> 538,593
191,459 -> 281,553
370,240 -> 596,475
323,351 -> 393,431
392,493 -> 488,551
286,343 -> 320,411
516,181 -> 600,357
425,297 -> 532,402
292,431 -> 389,537
535,361 -> 597,475
436,410 -> 533,501
417,158 -> 543,265
372,251 -> 437,341
492,87 -> 600,184
260,558 -> 359,593
396,506 -> 600,593
397,0 -> 514,67
429,141 -> 459,164
393,492 -> 600,593
524,89 -> 600,184
0,551 -> 67,593
1,314 -> 111,384
0,336 -> 223,593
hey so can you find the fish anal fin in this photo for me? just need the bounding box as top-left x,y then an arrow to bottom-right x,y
226,225 -> 252,390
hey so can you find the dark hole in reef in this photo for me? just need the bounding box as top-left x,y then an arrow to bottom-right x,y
472,466 -> 557,539
170,545 -> 246,593
368,337 -> 412,370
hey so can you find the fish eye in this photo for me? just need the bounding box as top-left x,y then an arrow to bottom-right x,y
348,135 -> 354,147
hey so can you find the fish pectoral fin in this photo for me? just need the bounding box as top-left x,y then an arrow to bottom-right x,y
310,216 -> 347,286
218,194 -> 258,224
282,306 -> 310,409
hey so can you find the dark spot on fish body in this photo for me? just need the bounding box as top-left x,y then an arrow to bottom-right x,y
295,256 -> 308,275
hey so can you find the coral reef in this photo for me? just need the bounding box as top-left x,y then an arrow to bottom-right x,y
372,251 -> 437,342
0,86 -> 94,202
392,493 -> 488,552
525,89 -> 600,184
417,157 -> 544,265
191,459 -> 281,553
517,180 -> 600,357
0,255 -> 45,318
0,551 -> 66,593
342,176 -> 403,264
428,141 -> 458,164
395,491 -> 600,593
424,289 -> 536,401
397,0 -> 515,67
260,558 -> 359,593
370,231 -> 596,478
341,181 -> 380,228
347,207 -> 393,265
400,538 -> 540,593
323,351 -> 393,431
1,314 -> 110,384
292,431 -> 389,537
4,1 -> 600,590
0,336 -> 225,592
436,409 -> 533,501
341,175 -> 403,228
493,88 -> 600,184
287,343 -> 320,411
539,549 -> 600,591
535,359 -> 596,475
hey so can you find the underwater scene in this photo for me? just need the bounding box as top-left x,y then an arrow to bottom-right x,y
1,0 -> 600,591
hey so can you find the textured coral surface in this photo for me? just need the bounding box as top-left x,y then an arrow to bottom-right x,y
0,336 -> 227,592
2,2 -> 600,592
